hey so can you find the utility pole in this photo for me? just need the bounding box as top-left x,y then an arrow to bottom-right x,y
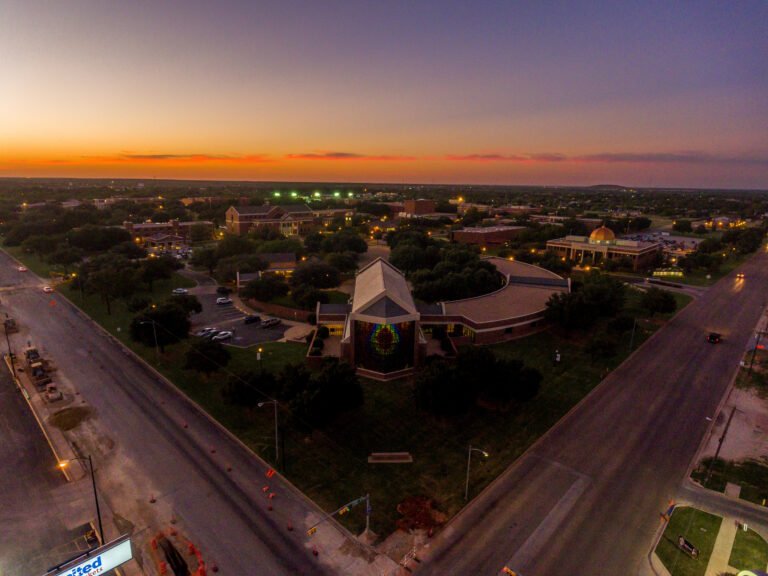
4,320 -> 15,377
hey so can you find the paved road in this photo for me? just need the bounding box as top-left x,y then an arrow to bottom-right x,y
417,248 -> 768,576
0,252 -> 389,575
0,360 -> 92,575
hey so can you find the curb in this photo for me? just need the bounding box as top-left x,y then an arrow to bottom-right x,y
50,284 -> 387,567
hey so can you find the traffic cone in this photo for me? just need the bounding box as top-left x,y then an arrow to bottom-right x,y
287,522 -> 293,532
150,495 -> 157,503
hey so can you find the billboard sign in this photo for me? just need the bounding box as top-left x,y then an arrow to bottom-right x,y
45,535 -> 132,576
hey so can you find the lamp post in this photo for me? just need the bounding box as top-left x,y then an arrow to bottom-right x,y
465,445 -> 489,501
4,315 -> 15,378
139,320 -> 159,359
258,400 -> 279,466
59,455 -> 104,545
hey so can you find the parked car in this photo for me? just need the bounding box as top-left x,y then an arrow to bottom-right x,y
216,286 -> 232,295
172,288 -> 189,295
707,332 -> 722,344
244,315 -> 261,325
216,297 -> 233,305
42,286 -> 54,293
211,330 -> 233,341
17,266 -> 27,272
260,318 -> 281,329
194,327 -> 218,337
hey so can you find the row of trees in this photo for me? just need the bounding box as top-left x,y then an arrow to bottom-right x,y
240,261 -> 342,309
74,253 -> 184,314
387,230 -> 503,302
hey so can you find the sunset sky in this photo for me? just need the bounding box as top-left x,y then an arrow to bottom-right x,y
2,1 -> 767,188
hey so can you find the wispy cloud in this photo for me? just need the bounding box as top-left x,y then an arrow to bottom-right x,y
447,151 -> 768,166
286,151 -> 416,161
81,153 -> 273,164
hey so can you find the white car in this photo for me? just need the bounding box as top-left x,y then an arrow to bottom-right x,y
172,288 -> 189,295
194,327 -> 218,337
17,266 -> 27,272
211,330 -> 233,341
42,286 -> 54,293
216,297 -> 233,305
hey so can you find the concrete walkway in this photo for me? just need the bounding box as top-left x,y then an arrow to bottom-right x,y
707,517 -> 738,575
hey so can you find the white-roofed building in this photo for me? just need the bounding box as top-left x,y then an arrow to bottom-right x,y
324,258 -> 426,379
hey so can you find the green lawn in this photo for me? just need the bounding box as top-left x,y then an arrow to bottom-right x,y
656,507 -> 722,576
730,527 -> 768,573
3,245 -> 57,278
5,245 -> 699,539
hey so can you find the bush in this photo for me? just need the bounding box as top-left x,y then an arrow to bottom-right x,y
608,315 -> 635,333
317,325 -> 330,339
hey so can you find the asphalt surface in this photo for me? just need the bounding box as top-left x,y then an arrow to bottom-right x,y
0,253 -> 345,575
417,247 -> 768,576
0,359 -> 89,575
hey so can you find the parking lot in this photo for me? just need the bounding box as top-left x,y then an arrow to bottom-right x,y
187,292 -> 288,348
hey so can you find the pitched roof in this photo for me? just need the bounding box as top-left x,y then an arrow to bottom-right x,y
351,258 -> 417,318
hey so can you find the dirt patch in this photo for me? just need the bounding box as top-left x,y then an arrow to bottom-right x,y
49,406 -> 94,431
396,496 -> 447,532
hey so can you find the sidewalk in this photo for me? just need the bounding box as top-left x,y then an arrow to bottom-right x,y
707,517 -> 738,575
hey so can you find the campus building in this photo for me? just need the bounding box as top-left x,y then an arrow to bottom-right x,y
451,226 -> 526,246
123,220 -> 214,247
546,225 -> 661,271
225,204 -> 352,236
315,257 -> 569,380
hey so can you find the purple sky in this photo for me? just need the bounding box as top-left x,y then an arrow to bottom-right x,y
1,1 -> 767,187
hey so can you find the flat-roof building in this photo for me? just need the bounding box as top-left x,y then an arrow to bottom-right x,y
546,225 -> 661,271
451,226 -> 526,246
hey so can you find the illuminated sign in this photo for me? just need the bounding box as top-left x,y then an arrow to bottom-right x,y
46,536 -> 132,576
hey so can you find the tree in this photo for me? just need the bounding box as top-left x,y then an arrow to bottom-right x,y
291,285 -> 328,310
320,230 -> 367,254
139,255 -> 181,291
241,276 -> 290,301
170,294 -> 202,315
86,259 -> 138,315
414,359 -> 474,418
324,251 -> 358,273
673,220 -> 693,233
109,241 -> 147,260
289,360 -> 362,427
640,287 -> 677,316
215,254 -> 267,283
22,235 -> 59,258
190,246 -> 219,275
68,225 -> 131,252
129,302 -> 190,351
290,262 -> 340,289
303,232 -> 324,253
216,235 -> 255,259
223,370 -> 277,407
185,339 -> 231,374
189,223 -> 213,243
47,246 -> 83,273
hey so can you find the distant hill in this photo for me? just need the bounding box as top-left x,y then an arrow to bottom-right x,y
587,184 -> 630,191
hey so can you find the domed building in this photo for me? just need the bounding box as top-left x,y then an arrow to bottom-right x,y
589,225 -> 616,244
546,224 -> 661,270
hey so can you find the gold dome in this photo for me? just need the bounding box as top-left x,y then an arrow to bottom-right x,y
589,225 -> 616,243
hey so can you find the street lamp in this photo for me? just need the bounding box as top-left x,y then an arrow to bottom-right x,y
58,455 -> 104,545
465,445 -> 489,501
258,400 -> 279,466
139,320 -> 159,359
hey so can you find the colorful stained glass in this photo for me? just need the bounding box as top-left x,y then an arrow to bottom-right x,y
370,323 -> 400,356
